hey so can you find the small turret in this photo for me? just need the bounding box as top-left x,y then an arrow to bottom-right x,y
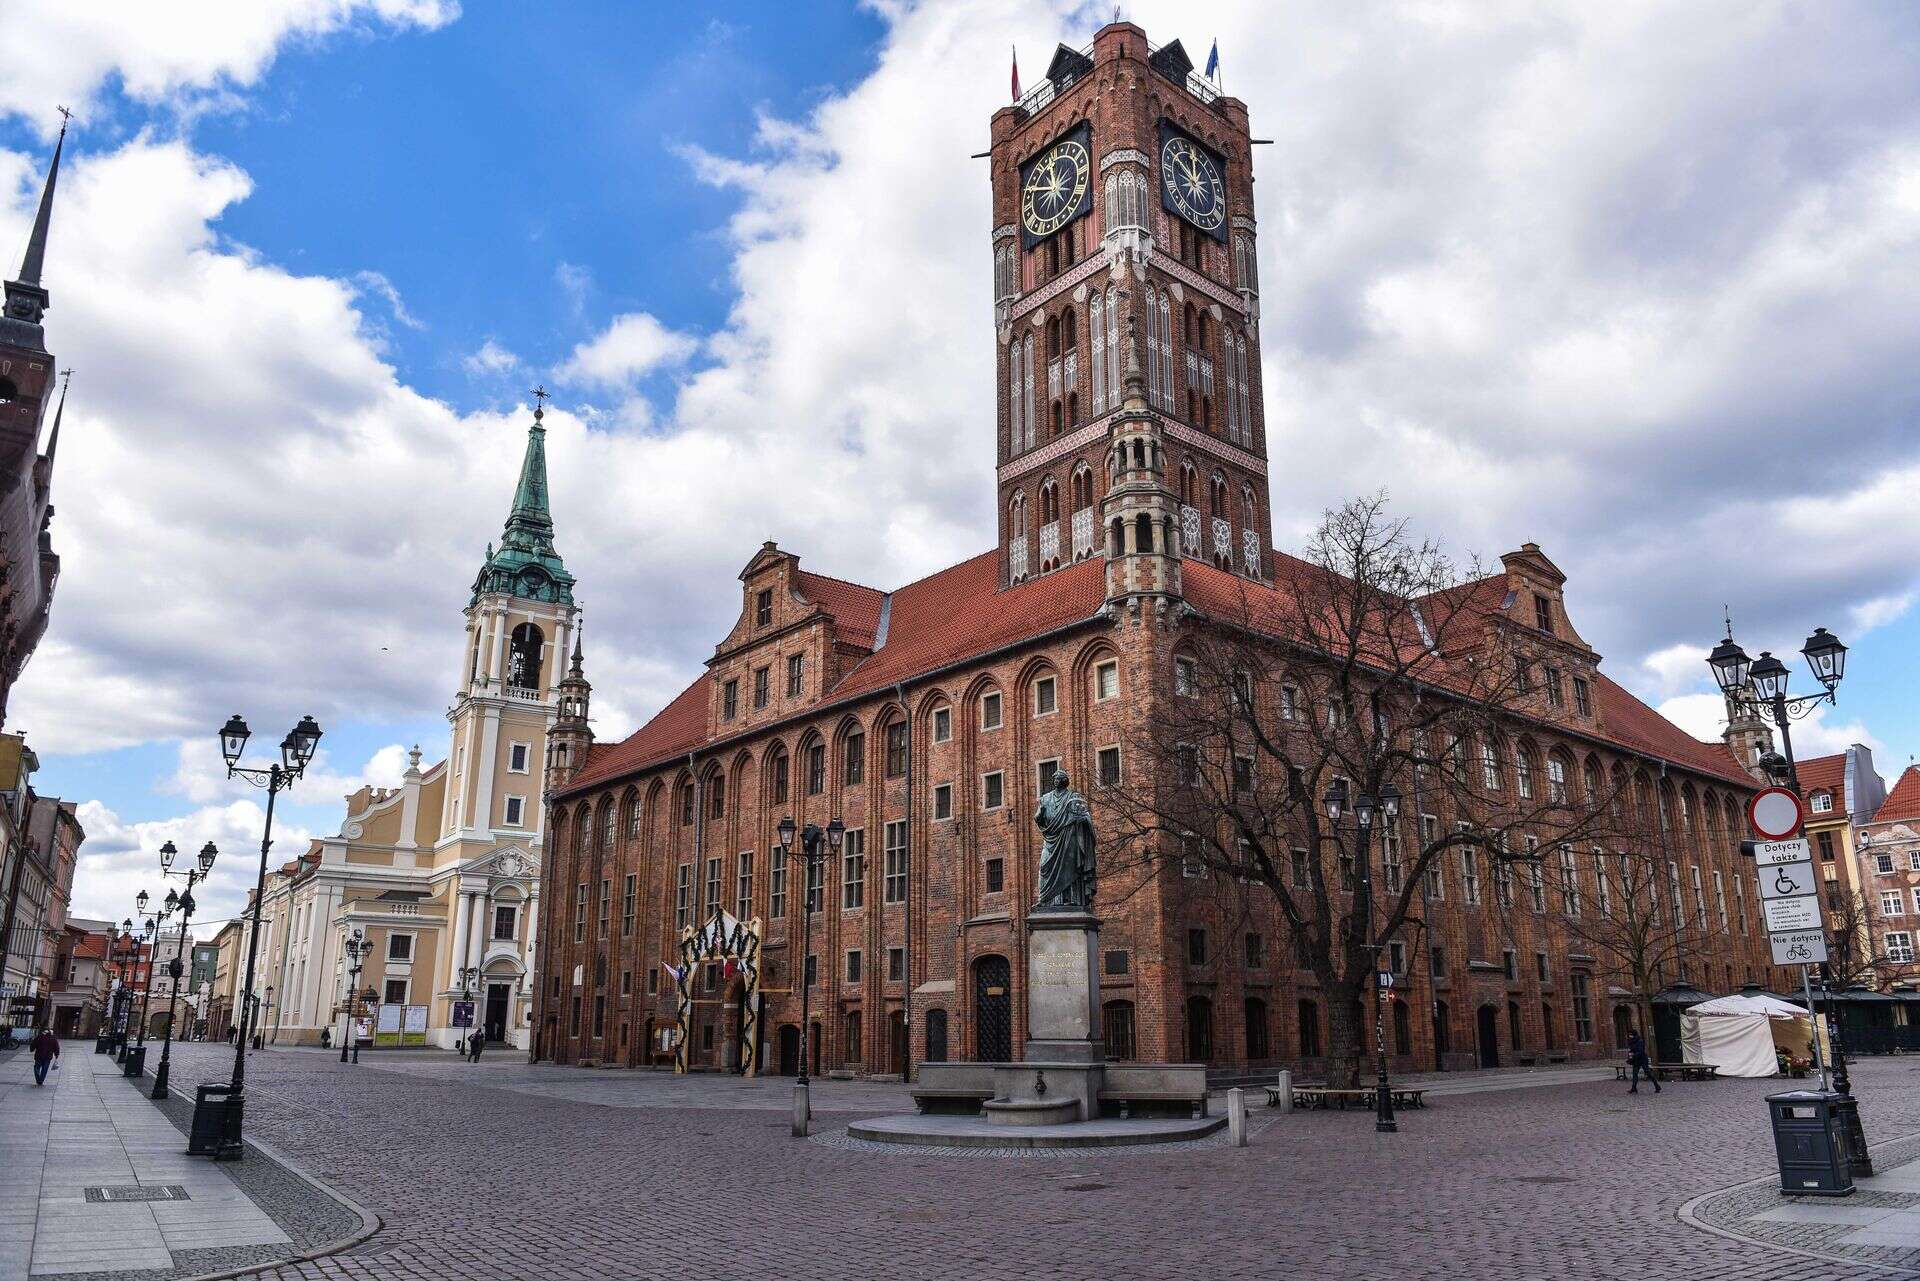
1101,313 -> 1183,619
546,625 -> 593,793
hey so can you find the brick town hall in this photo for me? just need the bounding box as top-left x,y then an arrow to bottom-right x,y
531,22 -> 1778,1078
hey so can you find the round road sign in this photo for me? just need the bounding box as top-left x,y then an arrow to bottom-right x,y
1748,786 -> 1803,841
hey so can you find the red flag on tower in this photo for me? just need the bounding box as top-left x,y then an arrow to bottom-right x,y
1011,45 -> 1021,101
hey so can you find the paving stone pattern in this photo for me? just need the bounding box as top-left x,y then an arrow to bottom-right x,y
1691,1127 -> 1920,1275
138,1044 -> 1920,1281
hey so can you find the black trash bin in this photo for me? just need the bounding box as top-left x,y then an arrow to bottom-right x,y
188,1084 -> 244,1159
122,1045 -> 147,1077
94,1034 -> 110,1054
1766,1090 -> 1855,1197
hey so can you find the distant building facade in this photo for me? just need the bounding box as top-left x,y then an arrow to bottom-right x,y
233,405 -> 575,1049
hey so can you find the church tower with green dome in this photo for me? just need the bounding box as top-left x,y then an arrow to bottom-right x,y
470,395 -> 576,609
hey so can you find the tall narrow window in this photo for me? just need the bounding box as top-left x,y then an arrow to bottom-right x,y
736,852 -> 754,920
884,821 -> 908,903
770,847 -> 787,918
842,828 -> 866,910
1089,290 -> 1107,416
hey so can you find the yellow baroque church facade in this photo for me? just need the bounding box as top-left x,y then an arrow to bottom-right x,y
233,403 -> 578,1050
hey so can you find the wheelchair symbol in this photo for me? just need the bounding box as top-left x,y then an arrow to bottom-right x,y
1773,868 -> 1799,895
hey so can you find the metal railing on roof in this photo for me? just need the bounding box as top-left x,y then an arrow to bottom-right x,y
1013,39 -> 1226,124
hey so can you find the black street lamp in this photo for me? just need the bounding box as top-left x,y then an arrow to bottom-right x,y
775,814 -> 843,1093
125,902 -> 170,1074
103,920 -> 137,1053
195,712 -> 322,1160
1707,620 -> 1867,1172
1324,777 -> 1402,1134
341,929 -> 369,1063
153,841 -> 217,1100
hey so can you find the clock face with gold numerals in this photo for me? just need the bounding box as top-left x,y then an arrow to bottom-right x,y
1160,133 -> 1226,233
1021,136 -> 1092,240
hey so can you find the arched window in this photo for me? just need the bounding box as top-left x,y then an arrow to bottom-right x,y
1063,308 -> 1077,350
601,804 -> 617,851
1103,286 -> 1121,407
1050,399 -> 1062,437
1008,492 -> 1029,581
1547,754 -> 1569,805
507,623 -> 545,691
1071,465 -> 1093,512
1046,315 -> 1060,361
1185,995 -> 1214,1062
1022,335 -> 1036,451
1183,302 -> 1198,346
623,790 -> 641,841
1134,512 -> 1153,554
1040,480 -> 1060,525
1007,340 -> 1024,454
1210,474 -> 1229,519
1089,291 -> 1107,415
1180,463 -> 1198,507
1516,745 -> 1536,800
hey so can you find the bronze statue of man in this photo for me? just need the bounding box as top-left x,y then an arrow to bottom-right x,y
1035,770 -> 1096,909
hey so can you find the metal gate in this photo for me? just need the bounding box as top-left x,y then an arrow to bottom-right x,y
974,955 -> 1012,1062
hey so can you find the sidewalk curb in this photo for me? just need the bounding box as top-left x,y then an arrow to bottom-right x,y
119,1065 -> 384,1281
1675,1126 -> 1920,1280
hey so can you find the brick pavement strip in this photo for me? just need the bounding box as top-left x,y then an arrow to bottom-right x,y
145,1044 -> 1920,1281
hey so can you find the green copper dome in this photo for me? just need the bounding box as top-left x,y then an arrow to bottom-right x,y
471,403 -> 574,607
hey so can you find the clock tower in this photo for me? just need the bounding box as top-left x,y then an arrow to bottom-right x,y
439,395 -> 580,847
989,24 -> 1269,592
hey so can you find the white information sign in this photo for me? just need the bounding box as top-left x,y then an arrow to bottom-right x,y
1753,838 -> 1812,867
1763,896 -> 1822,933
375,1003 -> 402,1033
402,1004 -> 428,1034
1769,930 -> 1830,966
1760,861 -> 1819,901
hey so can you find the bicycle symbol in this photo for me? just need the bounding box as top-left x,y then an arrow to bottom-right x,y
1786,941 -> 1811,961
1773,868 -> 1799,895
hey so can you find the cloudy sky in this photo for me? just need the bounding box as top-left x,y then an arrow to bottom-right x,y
4,0 -> 1916,932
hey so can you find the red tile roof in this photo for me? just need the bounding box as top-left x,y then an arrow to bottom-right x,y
795,571 -> 887,650
561,546 -> 1756,797
1871,765 -> 1920,825
1794,752 -> 1847,816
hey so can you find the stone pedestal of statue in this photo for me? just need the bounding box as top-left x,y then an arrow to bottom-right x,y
982,906 -> 1105,1125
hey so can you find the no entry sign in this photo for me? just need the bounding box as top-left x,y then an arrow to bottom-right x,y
1748,787 -> 1803,841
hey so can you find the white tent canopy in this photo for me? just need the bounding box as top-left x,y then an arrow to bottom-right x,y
1681,994 -> 1827,1077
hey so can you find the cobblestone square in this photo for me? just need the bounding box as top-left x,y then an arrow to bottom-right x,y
52,1044 -> 1907,1281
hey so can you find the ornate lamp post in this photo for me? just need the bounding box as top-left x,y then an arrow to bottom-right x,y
124,897 -> 170,1074
776,814 -> 843,1133
1324,777 -> 1402,1133
153,841 -> 217,1099
458,965 -> 484,1056
1708,621 -> 1868,1172
340,929 -> 369,1063
102,919 -> 135,1053
194,712 -> 321,1160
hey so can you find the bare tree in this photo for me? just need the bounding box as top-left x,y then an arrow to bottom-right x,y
1556,831 -> 1715,1042
1104,495 -> 1616,1086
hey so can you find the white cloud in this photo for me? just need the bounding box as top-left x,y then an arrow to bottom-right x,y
1850,591 -> 1915,635
1658,693 -> 1881,763
164,739 -> 412,806
555,312 -> 697,391
70,798 -> 314,930
351,269 -> 424,331
462,338 -> 519,376
5,0 -> 1919,894
1657,693 -> 1727,744
0,0 -> 459,137
1641,644 -> 1710,700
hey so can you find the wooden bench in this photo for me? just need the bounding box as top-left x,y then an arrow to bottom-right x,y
1656,1061 -> 1717,1082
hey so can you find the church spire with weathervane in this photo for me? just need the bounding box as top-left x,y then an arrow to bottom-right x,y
472,387 -> 575,607
2,108 -> 68,353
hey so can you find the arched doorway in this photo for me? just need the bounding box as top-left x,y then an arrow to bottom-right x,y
973,956 -> 1012,1062
778,1023 -> 800,1076
924,1009 -> 948,1063
1476,1004 -> 1500,1068
674,908 -> 762,1075
887,1010 -> 907,1076
1613,1005 -> 1635,1051
1186,995 -> 1214,1063
1507,1001 -> 1523,1055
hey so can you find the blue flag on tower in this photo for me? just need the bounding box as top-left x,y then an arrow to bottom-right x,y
1205,38 -> 1219,80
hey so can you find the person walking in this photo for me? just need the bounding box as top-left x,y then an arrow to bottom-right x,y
1626,1029 -> 1661,1094
30,1027 -> 60,1086
467,1030 -> 484,1063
